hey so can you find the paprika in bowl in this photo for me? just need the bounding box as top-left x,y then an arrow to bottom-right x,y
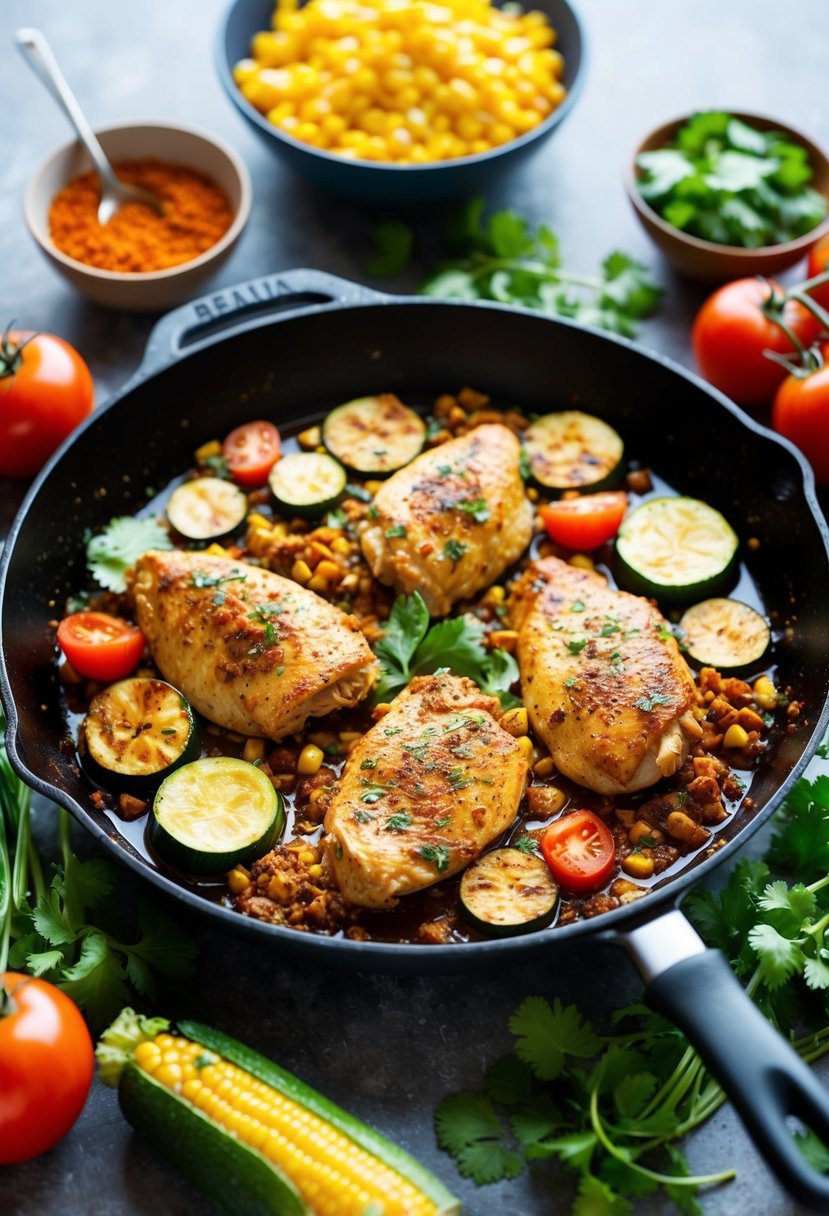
24,120 -> 252,311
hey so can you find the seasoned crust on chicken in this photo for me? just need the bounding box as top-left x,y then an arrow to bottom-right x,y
324,674 -> 529,908
360,424 -> 533,617
131,551 -> 376,740
511,557 -> 699,795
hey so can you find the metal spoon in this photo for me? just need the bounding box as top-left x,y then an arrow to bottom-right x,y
16,27 -> 164,225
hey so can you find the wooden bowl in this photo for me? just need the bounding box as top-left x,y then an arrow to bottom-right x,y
624,111 -> 829,282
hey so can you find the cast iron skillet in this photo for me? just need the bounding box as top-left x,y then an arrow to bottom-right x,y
3,271 -> 829,1207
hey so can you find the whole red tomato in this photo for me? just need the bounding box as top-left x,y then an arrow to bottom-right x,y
691,278 -> 820,409
806,235 -> 829,312
772,358 -> 829,485
0,972 -> 94,1164
0,331 -> 94,478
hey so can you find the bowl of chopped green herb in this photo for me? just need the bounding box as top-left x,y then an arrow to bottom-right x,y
625,110 -> 829,281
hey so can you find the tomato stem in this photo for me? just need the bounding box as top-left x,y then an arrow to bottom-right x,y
0,322 -> 36,381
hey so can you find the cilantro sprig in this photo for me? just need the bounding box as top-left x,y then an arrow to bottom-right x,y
436,752 -> 829,1209
373,591 -> 520,707
373,199 -> 662,337
0,713 -> 197,1030
86,515 -> 173,593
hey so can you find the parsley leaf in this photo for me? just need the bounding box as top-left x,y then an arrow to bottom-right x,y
86,515 -> 173,593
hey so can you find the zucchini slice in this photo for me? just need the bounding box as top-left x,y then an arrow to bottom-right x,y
268,450 -> 347,518
679,598 -> 770,671
524,410 -> 624,492
151,756 -> 284,875
460,847 -> 559,937
615,496 -> 738,602
322,394 -> 426,475
81,678 -> 200,795
166,477 -> 248,541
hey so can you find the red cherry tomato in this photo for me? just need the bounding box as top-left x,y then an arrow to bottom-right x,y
691,278 -> 820,409
222,420 -> 281,486
0,331 -> 94,478
806,235 -> 829,312
57,611 -> 145,681
0,972 -> 94,1164
772,357 -> 829,485
539,491 -> 628,550
541,810 -> 616,895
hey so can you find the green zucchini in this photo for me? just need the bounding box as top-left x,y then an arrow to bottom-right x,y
678,598 -> 770,671
268,450 -> 347,518
80,678 -> 200,795
166,476 -> 248,541
459,847 -> 559,937
523,410 -> 624,492
97,1008 -> 461,1216
322,394 -> 426,475
151,757 -> 284,874
615,496 -> 738,603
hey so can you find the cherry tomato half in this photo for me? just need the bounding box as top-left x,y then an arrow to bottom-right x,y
57,611 -> 145,682
691,278 -> 820,409
222,420 -> 281,487
0,973 -> 94,1164
539,491 -> 628,550
806,235 -> 829,313
541,810 -> 616,895
0,331 -> 94,479
772,357 -> 829,485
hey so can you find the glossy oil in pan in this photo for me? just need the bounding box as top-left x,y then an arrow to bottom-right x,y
2,271 -> 829,1205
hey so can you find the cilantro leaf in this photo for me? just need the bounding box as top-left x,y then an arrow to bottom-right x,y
485,1054 -> 534,1106
509,996 -> 600,1081
58,931 -> 131,1027
366,217 -> 414,277
434,1091 -> 523,1183
528,1129 -> 597,1170
573,1172 -> 633,1216
87,515 -> 172,593
747,922 -> 804,988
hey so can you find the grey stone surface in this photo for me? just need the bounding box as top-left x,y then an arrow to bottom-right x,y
2,1 -> 829,1213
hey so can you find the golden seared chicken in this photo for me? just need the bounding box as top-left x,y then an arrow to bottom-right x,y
324,674 -> 528,908
511,557 -> 699,795
131,551 -> 376,740
360,424 -> 533,617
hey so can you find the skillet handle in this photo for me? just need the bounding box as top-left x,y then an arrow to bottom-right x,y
138,269 -> 389,378
622,910 -> 829,1210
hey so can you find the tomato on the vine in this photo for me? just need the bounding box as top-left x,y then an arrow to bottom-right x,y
806,235 -> 829,312
541,810 -> 616,895
222,420 -> 281,486
57,611 -> 145,681
0,973 -> 94,1164
772,356 -> 829,485
691,278 -> 820,409
539,491 -> 628,550
0,331 -> 94,478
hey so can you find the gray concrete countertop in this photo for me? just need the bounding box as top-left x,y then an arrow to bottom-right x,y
2,1 -> 829,1213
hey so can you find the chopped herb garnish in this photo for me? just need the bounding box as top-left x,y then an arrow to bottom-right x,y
353,809 -> 374,824
160,728 -> 177,736
514,835 -> 540,855
276,665 -> 286,676
635,694 -> 673,712
435,816 -> 452,829
346,482 -> 373,503
385,812 -> 414,832
191,569 -> 247,590
447,768 -> 473,790
203,454 -> 231,479
419,844 -> 451,872
518,447 -> 531,481
567,639 -> 588,656
385,524 -> 407,538
360,757 -> 377,770
570,600 -> 586,613
455,497 -> 491,524
564,677 -> 580,689
361,786 -> 386,804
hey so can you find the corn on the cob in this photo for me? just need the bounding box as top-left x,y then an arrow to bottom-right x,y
98,1010 -> 458,1216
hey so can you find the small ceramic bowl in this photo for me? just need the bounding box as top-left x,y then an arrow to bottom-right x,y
25,120 -> 252,311
625,111 -> 829,282
216,0 -> 583,204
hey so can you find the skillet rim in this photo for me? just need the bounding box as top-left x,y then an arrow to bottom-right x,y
1,286 -> 828,969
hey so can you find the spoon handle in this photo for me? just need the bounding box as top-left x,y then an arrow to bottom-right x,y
15,27 -> 121,192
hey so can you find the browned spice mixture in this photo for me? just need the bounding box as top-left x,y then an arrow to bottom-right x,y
48,158 -> 234,272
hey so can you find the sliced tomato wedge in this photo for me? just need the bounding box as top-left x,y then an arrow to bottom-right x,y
539,492 -> 628,550
541,809 -> 616,894
222,421 -> 281,486
57,612 -> 145,682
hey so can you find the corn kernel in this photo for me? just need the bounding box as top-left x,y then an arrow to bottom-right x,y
227,866 -> 251,895
622,853 -> 655,880
298,744 -> 325,775
195,439 -> 222,463
723,723 -> 750,749
500,706 -> 528,737
243,738 -> 266,764
292,558 -> 313,584
628,820 -> 663,846
514,735 -> 534,762
665,811 -> 710,848
532,756 -> 555,779
753,675 -> 777,710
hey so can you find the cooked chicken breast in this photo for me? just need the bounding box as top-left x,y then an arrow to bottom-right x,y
131,551 -> 376,740
511,557 -> 699,795
360,424 -> 533,617
324,674 -> 529,908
